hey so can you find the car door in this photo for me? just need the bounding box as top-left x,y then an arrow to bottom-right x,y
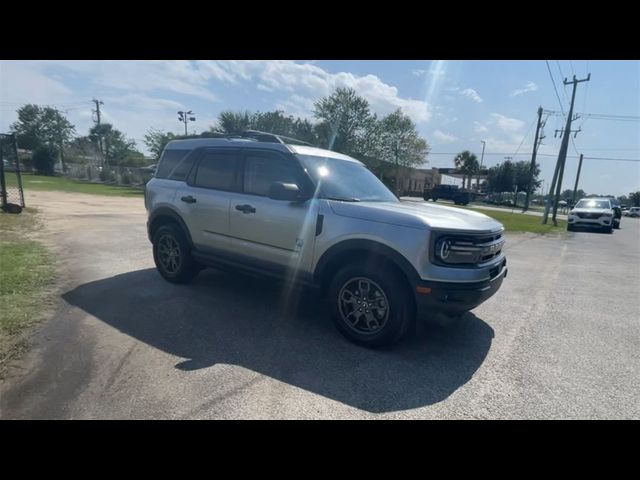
175,148 -> 240,254
229,149 -> 317,274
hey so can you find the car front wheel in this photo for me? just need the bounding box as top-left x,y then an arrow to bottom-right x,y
328,264 -> 414,348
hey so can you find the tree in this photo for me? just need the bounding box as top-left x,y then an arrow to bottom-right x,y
144,129 -> 179,160
561,189 -> 586,201
66,136 -> 101,164
10,104 -> 75,148
89,123 -> 144,166
212,109 -> 320,146
514,160 -> 541,199
32,145 -> 58,175
453,151 -> 479,189
313,87 -> 377,156
10,105 -> 75,171
213,110 -> 254,134
486,159 -> 516,199
376,109 -> 430,194
629,191 -> 640,207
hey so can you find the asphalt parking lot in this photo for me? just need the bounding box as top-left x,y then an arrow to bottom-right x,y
1,191 -> 638,419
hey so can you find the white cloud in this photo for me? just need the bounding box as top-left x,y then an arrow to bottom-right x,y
459,88 -> 483,103
204,60 -> 431,123
510,81 -> 538,97
0,60 -> 432,153
491,113 -> 526,133
0,61 -> 73,106
274,94 -> 316,120
432,130 -> 457,143
474,121 -> 489,133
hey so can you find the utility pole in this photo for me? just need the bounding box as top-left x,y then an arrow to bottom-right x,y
92,98 -> 105,165
523,107 -> 545,212
542,73 -> 590,225
477,140 -> 486,191
55,108 -> 66,173
571,153 -> 584,205
178,110 -> 196,136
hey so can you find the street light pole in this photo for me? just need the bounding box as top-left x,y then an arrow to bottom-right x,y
477,140 -> 486,191
178,110 -> 196,135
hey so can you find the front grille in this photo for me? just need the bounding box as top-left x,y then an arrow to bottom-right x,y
576,212 -> 602,219
433,231 -> 505,266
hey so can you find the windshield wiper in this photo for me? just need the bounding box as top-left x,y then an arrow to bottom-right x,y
322,195 -> 361,202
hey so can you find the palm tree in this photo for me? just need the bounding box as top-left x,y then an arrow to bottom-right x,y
453,150 -> 479,189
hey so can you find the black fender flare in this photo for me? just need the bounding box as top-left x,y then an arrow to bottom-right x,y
147,207 -> 194,247
313,239 -> 421,286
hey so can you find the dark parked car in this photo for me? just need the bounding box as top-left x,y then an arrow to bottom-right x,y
423,184 -> 477,206
608,198 -> 622,229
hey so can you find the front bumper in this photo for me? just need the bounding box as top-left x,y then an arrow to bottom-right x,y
414,259 -> 507,317
567,215 -> 612,228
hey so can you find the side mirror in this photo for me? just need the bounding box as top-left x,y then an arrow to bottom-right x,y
268,182 -> 307,202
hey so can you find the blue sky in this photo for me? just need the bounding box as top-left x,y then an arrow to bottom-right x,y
1,60 -> 638,196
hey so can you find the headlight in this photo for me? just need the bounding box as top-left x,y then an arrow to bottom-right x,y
434,235 -> 504,265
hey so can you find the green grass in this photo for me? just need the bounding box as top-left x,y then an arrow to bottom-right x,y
5,172 -> 144,197
465,207 -> 567,234
0,209 -> 55,375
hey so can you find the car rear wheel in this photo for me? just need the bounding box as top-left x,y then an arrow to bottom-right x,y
153,224 -> 200,283
328,263 -> 414,348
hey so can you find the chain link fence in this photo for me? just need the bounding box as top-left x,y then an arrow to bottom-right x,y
0,133 -> 25,212
64,163 -> 154,186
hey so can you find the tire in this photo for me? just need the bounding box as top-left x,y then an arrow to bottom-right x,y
432,197 -> 438,202
152,223 -> 200,283
605,226 -> 613,234
328,263 -> 414,348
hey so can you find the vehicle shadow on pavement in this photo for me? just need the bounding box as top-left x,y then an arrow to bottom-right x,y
62,268 -> 494,413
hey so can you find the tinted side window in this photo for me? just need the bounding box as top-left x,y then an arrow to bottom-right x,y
244,152 -> 302,196
194,151 -> 238,191
155,149 -> 190,179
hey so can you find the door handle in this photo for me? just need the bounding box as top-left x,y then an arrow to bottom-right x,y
181,195 -> 196,204
235,204 -> 256,214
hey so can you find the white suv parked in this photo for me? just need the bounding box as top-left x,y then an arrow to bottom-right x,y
145,131 -> 507,348
567,198 -> 615,233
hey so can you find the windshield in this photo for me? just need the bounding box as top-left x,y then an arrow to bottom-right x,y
297,155 -> 398,203
575,199 -> 611,209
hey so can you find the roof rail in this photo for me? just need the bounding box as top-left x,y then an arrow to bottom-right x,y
240,130 -> 313,147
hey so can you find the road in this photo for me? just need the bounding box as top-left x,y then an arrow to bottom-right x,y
400,196 -> 568,219
1,191 -> 639,419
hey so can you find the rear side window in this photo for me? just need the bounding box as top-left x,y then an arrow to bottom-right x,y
155,149 -> 192,180
193,151 -> 238,191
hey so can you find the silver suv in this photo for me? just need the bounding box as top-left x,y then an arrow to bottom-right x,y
145,131 -> 507,348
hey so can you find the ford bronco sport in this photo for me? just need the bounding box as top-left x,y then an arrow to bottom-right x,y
145,131 -> 507,348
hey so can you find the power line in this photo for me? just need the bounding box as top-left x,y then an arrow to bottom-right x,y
569,60 -> 575,76
579,60 -> 590,129
555,60 -> 570,102
545,60 -> 566,116
543,110 -> 640,121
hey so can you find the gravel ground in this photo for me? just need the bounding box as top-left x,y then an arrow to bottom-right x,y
1,190 -> 638,419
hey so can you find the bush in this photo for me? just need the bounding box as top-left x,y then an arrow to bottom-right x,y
120,172 -> 134,185
99,168 -> 116,183
32,145 -> 59,175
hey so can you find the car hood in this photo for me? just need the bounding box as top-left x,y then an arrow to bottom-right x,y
328,200 -> 503,232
